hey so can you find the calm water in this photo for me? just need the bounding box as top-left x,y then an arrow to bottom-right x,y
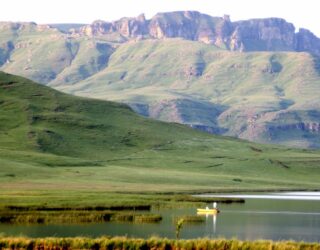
1,192 -> 320,242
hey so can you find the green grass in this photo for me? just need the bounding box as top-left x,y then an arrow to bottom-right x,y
0,71 -> 320,207
0,236 -> 319,250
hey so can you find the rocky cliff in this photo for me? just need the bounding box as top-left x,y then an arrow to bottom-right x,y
78,14 -> 148,37
74,11 -> 320,56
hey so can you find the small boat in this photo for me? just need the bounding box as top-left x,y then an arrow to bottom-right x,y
197,202 -> 220,214
197,208 -> 220,214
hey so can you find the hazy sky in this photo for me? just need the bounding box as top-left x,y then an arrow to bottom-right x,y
2,0 -> 319,36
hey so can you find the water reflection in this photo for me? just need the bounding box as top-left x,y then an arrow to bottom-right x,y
197,213 -> 217,236
197,192 -> 320,200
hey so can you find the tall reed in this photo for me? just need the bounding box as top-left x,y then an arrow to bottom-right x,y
1,237 -> 320,250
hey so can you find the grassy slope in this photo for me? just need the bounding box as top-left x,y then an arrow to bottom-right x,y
0,23 -> 115,85
0,23 -> 73,83
59,39 -> 320,148
1,72 -> 320,206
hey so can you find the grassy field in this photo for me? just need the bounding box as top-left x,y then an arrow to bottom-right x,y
0,71 -> 320,208
0,236 -> 319,250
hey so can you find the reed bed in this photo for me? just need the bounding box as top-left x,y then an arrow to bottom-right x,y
0,211 -> 113,224
174,215 -> 205,223
0,236 -> 319,250
110,213 -> 162,223
134,214 -> 162,223
4,205 -> 151,211
0,211 -> 162,224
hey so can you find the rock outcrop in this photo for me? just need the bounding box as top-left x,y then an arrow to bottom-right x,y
78,14 -> 148,37
74,11 -> 320,56
230,18 -> 296,51
296,28 -> 320,55
148,11 -> 233,47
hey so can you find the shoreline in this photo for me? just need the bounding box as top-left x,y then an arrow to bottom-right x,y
0,195 -> 243,224
1,191 -> 319,225
2,190 -> 320,224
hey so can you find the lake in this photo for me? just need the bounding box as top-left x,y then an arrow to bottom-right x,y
1,192 -> 320,242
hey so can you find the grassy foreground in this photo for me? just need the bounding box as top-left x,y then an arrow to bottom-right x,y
0,237 -> 319,250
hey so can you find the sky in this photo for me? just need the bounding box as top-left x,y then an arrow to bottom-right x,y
2,0 -> 319,36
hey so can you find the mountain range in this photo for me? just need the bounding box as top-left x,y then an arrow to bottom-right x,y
1,11 -> 320,148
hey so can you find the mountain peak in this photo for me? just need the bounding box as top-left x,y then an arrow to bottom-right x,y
136,13 -> 146,22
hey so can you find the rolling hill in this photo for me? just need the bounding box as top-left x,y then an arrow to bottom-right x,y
1,71 -> 320,201
58,39 -> 320,148
0,11 -> 320,148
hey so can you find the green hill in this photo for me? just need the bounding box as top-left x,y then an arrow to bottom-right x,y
0,22 -> 115,85
1,71 -> 320,207
58,39 -> 320,148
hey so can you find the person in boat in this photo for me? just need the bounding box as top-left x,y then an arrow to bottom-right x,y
205,202 -> 217,210
213,202 -> 217,209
